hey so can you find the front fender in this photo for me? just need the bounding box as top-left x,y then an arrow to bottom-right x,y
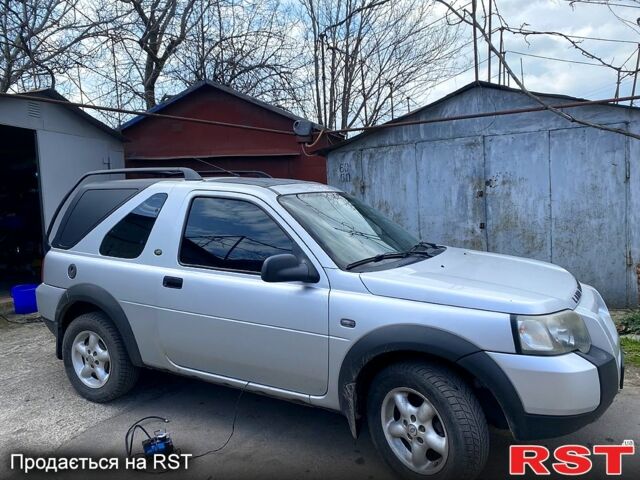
54,283 -> 143,366
337,325 -> 482,437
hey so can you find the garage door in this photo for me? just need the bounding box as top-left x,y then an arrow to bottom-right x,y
550,126 -> 630,305
484,131 -> 552,262
415,136 -> 486,250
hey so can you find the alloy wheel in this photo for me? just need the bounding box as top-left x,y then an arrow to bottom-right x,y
70,330 -> 111,388
380,387 -> 449,474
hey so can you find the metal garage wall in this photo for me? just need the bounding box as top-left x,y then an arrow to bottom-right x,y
361,145 -> 420,233
328,149 -> 363,196
327,116 -> 636,307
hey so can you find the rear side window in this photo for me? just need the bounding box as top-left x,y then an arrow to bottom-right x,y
179,197 -> 293,273
53,189 -> 138,249
100,193 -> 167,258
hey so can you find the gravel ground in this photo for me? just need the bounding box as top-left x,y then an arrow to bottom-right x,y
1,318 -> 639,479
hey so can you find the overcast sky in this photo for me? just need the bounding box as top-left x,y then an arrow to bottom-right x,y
425,0 -> 640,105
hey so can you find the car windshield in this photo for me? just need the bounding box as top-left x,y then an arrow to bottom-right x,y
279,191 -> 423,270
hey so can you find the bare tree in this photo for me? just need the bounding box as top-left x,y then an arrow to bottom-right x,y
297,0 -> 462,129
116,0 -> 201,108
434,0 -> 640,141
0,0 -> 107,92
172,0 -> 306,112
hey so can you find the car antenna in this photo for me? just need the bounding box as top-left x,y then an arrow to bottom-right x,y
192,157 -> 240,177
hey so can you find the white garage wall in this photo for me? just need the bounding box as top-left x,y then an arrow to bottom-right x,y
37,131 -> 124,228
0,96 -> 124,233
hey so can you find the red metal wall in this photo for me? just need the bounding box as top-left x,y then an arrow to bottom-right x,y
122,86 -> 333,182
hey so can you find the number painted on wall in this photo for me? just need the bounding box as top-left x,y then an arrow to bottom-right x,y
339,162 -> 351,182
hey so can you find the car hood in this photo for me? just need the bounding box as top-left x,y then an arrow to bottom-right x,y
359,247 -> 579,315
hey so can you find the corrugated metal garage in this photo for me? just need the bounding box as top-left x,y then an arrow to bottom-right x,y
324,81 -> 640,307
0,90 -> 124,286
121,81 -> 341,182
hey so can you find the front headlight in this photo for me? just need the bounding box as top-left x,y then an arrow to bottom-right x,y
513,310 -> 591,355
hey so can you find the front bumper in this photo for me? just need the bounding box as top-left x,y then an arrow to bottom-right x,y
511,346 -> 619,439
458,346 -> 619,440
487,351 -> 601,416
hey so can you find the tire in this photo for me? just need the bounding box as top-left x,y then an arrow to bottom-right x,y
62,311 -> 139,402
366,361 -> 489,480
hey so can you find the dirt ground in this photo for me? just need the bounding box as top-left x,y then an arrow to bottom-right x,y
1,317 -> 639,479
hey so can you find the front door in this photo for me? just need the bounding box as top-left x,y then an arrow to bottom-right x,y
155,192 -> 329,395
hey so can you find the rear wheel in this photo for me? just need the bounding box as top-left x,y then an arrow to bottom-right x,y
367,361 -> 489,480
62,311 -> 139,402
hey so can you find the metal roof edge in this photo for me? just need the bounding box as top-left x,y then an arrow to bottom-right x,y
13,89 -> 126,141
119,80 -> 331,134
319,80 -> 640,154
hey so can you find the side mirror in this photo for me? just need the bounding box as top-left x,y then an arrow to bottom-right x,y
261,254 -> 320,283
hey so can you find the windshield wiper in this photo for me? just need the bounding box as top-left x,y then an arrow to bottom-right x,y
345,242 -> 443,271
409,241 -> 441,253
345,252 -> 411,270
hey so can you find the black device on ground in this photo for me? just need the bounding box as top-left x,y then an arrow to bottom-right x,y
142,431 -> 174,458
125,416 -> 172,458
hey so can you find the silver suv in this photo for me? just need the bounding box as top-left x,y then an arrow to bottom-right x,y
37,168 -> 623,480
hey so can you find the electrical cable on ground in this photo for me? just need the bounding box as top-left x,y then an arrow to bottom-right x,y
0,312 -> 41,325
191,382 -> 248,460
122,381 -> 247,472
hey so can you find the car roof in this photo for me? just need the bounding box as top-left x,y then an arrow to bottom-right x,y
204,177 -> 317,187
81,176 -> 340,194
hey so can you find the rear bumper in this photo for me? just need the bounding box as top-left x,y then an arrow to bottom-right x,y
458,346 -> 619,440
36,284 -> 65,325
36,284 -> 65,357
42,317 -> 57,335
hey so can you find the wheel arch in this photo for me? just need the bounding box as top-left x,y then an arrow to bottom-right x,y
338,325 -> 516,438
54,284 -> 143,367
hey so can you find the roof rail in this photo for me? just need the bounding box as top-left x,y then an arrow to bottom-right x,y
45,167 -> 202,245
83,167 -> 202,181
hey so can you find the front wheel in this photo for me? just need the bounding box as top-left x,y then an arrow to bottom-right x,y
367,361 -> 489,480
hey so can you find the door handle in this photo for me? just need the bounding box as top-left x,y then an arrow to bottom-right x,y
163,276 -> 183,289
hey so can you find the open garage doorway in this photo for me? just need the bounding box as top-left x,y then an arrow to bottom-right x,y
0,124 -> 43,292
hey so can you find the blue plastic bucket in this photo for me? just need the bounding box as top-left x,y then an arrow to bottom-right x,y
10,284 -> 38,314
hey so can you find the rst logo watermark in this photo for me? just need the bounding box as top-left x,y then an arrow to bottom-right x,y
510,440 -> 635,476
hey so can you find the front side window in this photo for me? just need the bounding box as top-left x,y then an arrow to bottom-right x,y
180,197 -> 293,273
100,193 -> 167,258
279,192 -> 422,269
